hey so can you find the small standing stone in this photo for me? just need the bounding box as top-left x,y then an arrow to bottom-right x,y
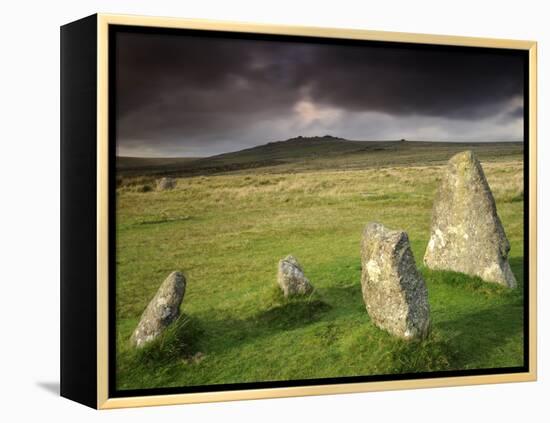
157,177 -> 176,191
131,271 -> 186,348
424,151 -> 517,288
361,222 -> 430,340
277,255 -> 314,297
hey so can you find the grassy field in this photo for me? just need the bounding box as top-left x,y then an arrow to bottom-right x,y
115,141 -> 524,390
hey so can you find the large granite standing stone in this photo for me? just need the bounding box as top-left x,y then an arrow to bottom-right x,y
131,271 -> 186,348
424,151 -> 517,288
361,222 -> 430,340
277,255 -> 314,297
157,177 -> 176,191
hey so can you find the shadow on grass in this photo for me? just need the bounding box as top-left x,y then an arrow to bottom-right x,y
509,256 -> 524,287
134,215 -> 193,226
119,313 -> 205,368
411,260 -> 525,371
203,290 -> 333,350
321,283 -> 365,312
118,290 -> 333,371
436,302 -> 524,369
253,299 -> 332,330
371,300 -> 524,375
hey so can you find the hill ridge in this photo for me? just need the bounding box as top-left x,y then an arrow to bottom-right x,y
117,138 -> 523,177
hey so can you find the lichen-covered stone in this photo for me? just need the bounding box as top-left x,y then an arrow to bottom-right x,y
157,177 -> 176,191
277,255 -> 314,296
424,151 -> 517,288
131,271 -> 186,348
361,222 -> 430,340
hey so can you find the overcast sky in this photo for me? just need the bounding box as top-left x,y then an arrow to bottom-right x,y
115,31 -> 525,158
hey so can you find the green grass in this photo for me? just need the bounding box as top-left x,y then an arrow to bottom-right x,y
115,152 -> 524,390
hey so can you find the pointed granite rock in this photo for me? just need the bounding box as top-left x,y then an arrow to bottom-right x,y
131,271 -> 186,348
424,151 -> 517,288
361,222 -> 430,340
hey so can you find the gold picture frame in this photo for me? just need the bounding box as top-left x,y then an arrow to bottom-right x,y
60,13 -> 537,409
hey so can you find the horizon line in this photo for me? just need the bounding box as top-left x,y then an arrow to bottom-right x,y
117,138 -> 524,160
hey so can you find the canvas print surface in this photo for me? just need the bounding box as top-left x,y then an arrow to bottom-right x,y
113,28 -> 527,393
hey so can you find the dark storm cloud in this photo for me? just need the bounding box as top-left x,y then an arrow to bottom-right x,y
115,31 -> 524,157
306,46 -> 523,119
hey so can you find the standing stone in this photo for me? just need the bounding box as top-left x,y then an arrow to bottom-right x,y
424,151 -> 517,288
131,271 -> 186,348
361,222 -> 430,340
277,255 -> 314,297
157,177 -> 176,191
